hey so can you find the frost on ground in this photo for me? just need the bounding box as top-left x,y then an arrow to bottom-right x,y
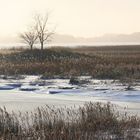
0,75 -> 139,114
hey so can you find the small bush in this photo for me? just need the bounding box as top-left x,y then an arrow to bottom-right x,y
69,77 -> 90,85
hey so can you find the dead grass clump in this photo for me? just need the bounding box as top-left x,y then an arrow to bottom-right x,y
0,103 -> 139,139
69,76 -> 90,85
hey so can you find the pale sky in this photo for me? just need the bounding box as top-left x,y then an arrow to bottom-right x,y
0,0 -> 140,38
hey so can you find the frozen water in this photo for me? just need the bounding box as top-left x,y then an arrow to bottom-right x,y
0,85 -> 15,90
0,75 -> 139,114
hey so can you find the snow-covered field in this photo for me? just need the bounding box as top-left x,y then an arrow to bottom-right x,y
0,75 -> 140,114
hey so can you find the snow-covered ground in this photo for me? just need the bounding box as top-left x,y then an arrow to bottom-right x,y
0,75 -> 140,115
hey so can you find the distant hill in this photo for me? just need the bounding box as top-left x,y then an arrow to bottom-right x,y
52,32 -> 140,44
1,32 -> 140,45
90,32 -> 140,43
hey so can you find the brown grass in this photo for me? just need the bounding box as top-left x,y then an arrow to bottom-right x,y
0,45 -> 139,79
0,102 -> 140,140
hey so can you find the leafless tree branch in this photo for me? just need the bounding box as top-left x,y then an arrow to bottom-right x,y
20,28 -> 38,50
34,13 -> 54,50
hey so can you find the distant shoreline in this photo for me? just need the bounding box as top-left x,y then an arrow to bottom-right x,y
0,42 -> 140,48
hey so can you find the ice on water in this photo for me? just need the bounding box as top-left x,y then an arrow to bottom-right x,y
0,75 -> 139,113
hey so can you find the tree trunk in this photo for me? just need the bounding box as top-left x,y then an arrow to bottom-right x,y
41,42 -> 43,50
30,44 -> 33,50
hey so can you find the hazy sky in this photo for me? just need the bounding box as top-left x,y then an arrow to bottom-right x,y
0,0 -> 140,38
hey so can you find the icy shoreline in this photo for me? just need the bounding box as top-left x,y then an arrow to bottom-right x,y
0,75 -> 139,114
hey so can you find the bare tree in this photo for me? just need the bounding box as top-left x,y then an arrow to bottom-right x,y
20,28 -> 38,50
35,13 -> 54,50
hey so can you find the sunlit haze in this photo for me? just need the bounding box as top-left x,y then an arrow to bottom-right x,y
0,0 -> 140,42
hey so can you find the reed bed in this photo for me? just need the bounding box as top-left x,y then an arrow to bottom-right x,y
0,45 -> 139,79
0,102 -> 139,140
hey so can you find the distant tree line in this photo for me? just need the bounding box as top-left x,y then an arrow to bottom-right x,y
20,13 -> 54,50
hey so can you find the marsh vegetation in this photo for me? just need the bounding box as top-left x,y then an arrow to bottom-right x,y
0,45 -> 139,80
0,102 -> 140,140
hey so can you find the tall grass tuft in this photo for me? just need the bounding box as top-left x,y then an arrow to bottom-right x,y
0,102 -> 139,139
